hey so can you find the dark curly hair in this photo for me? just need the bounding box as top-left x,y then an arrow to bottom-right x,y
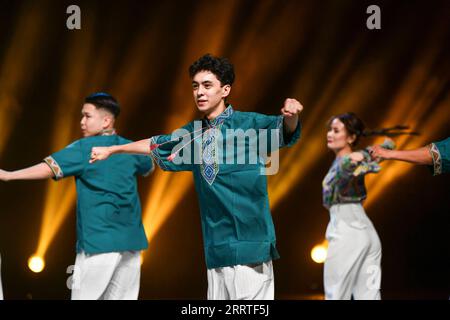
188,54 -> 235,86
84,92 -> 120,118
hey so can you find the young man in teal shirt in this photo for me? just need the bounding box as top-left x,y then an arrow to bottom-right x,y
90,54 -> 303,299
0,93 -> 153,299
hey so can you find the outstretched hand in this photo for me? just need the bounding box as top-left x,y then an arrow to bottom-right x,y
89,147 -> 112,164
369,145 -> 391,162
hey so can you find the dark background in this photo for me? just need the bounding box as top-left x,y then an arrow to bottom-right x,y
0,0 -> 448,299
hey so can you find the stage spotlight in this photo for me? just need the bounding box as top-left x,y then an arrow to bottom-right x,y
28,255 -> 45,273
311,241 -> 328,264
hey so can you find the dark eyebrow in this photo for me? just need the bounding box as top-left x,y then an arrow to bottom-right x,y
192,80 -> 213,86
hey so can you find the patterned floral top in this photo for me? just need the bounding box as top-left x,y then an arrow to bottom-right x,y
322,140 -> 395,210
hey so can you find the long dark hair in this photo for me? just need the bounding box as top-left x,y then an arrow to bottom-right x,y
328,112 -> 418,147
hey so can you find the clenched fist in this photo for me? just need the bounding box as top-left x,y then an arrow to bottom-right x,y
281,98 -> 303,134
369,145 -> 392,162
89,146 -> 112,163
281,98 -> 303,117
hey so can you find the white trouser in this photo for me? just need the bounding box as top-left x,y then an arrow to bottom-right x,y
0,254 -> 3,300
70,250 -> 141,300
324,203 -> 382,300
207,260 -> 274,300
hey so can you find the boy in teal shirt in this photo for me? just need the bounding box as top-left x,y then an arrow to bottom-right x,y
90,55 -> 303,300
0,93 -> 153,299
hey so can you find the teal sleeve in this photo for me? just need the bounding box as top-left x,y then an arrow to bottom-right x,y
136,154 -> 154,177
253,113 -> 301,152
43,140 -> 85,180
429,137 -> 450,175
149,123 -> 194,172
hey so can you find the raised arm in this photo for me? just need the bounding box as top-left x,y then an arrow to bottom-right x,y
281,98 -> 303,134
0,163 -> 54,181
89,138 -> 151,163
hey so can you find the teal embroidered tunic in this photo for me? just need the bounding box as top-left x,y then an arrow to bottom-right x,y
149,106 -> 301,269
43,135 -> 153,254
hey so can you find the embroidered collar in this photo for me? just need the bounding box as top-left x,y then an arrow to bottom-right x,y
100,129 -> 117,136
204,105 -> 234,128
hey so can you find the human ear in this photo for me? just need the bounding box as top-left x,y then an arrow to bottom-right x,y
222,84 -> 231,98
347,134 -> 356,145
102,115 -> 112,129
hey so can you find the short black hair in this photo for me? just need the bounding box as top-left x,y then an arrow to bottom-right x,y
189,54 -> 235,86
84,92 -> 120,118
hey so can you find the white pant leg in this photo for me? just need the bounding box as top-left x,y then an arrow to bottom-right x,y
207,260 -> 274,300
100,251 -> 141,300
324,219 -> 361,300
71,251 -> 121,300
353,226 -> 382,300
324,204 -> 381,300
0,254 -> 3,300
207,267 -> 229,300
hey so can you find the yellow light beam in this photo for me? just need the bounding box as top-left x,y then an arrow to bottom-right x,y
269,7 -> 450,210
269,49 -> 388,209
269,37 -> 365,190
142,0 -> 239,250
36,181 -> 77,258
0,2 -> 48,153
142,0 -> 320,249
35,12 -> 96,258
230,0 -> 311,108
365,94 -> 450,209
266,3 -> 379,203
365,14 -> 450,209
110,2 -> 177,125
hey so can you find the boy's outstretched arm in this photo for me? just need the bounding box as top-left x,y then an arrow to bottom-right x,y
370,145 -> 432,165
0,163 -> 54,181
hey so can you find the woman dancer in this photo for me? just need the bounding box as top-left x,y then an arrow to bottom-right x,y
322,112 -> 395,300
